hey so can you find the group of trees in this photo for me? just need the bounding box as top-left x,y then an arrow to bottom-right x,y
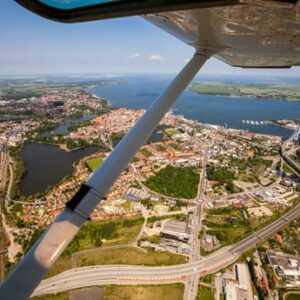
63,221 -> 118,256
33,132 -> 108,151
247,258 -> 269,300
145,165 -> 199,199
206,165 -> 235,184
35,122 -> 59,133
9,146 -> 26,200
206,165 -> 237,193
141,198 -> 154,209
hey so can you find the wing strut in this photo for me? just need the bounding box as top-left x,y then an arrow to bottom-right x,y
0,50 -> 213,300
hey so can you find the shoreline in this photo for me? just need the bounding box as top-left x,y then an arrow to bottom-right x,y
87,85 -> 296,139
189,88 -> 300,102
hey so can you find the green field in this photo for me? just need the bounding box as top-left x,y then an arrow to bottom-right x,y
196,285 -> 214,300
46,216 -> 144,277
286,293 -> 300,300
103,284 -> 184,300
86,157 -> 103,171
202,206 -> 250,247
0,79 -> 118,101
145,165 -> 200,199
163,128 -> 179,137
190,82 -> 300,102
76,247 -> 187,267
31,284 -> 184,300
44,215 -> 189,276
202,206 -> 286,250
146,213 -> 187,228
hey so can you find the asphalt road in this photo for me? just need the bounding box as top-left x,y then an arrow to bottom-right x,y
184,145 -> 207,300
31,202 -> 300,297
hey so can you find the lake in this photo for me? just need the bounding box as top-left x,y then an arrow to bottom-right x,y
89,75 -> 300,139
20,143 -> 100,196
40,113 -> 96,137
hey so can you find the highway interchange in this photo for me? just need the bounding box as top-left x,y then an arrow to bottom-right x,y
31,202 -> 300,298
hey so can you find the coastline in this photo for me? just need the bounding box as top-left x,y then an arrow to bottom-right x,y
190,90 -> 300,102
269,119 -> 300,130
189,86 -> 300,102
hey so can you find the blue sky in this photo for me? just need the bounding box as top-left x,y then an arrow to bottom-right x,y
0,0 -> 299,77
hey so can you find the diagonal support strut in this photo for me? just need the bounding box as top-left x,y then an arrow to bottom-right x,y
0,51 -> 213,300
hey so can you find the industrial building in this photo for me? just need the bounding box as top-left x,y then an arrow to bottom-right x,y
162,220 -> 191,244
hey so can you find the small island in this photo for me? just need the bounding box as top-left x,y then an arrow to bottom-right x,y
190,82 -> 300,102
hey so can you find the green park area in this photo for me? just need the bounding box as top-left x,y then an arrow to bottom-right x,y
145,165 -> 199,199
190,82 -> 300,102
32,284 -> 184,300
85,157 -> 104,171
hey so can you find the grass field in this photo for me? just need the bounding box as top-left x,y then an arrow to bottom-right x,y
76,247 -> 187,267
31,284 -> 184,300
196,285 -> 214,300
286,293 -> 300,300
103,284 -> 184,300
86,157 -> 103,171
202,206 -> 249,247
146,213 -> 188,228
202,205 -> 285,250
163,128 -> 179,137
46,216 -> 144,277
75,216 -> 144,250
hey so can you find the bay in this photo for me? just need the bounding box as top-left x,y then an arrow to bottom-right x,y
89,75 -> 300,139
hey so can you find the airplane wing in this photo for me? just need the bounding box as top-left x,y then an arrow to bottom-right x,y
144,1 -> 300,68
16,0 -> 300,67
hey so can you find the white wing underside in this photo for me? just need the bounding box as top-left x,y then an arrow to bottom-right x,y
144,0 -> 300,68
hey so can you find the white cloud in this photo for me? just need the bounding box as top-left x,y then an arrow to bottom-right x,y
184,58 -> 190,63
148,54 -> 164,61
129,53 -> 140,59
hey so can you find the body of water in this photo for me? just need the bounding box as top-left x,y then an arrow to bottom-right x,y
0,115 -> 29,121
20,143 -> 100,195
89,75 -> 300,139
41,113 -> 96,137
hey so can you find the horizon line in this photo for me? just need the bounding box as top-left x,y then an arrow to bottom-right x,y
0,72 -> 300,79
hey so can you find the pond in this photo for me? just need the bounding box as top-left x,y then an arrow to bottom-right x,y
20,143 -> 100,195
